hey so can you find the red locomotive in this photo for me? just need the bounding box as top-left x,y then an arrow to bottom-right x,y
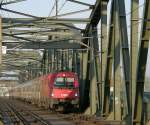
9,71 -> 79,111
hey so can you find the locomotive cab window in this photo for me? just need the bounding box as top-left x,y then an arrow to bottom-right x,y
54,77 -> 66,87
66,78 -> 74,88
54,77 -> 75,88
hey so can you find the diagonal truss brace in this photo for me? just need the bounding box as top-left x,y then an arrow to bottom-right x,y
133,0 -> 150,125
0,0 -> 26,6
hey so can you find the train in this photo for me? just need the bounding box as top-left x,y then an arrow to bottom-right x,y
9,71 -> 80,111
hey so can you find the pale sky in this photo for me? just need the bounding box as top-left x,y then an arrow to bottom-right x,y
0,0 -> 95,17
0,0 -> 149,78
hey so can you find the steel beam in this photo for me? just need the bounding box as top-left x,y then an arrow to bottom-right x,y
131,0 -> 139,124
68,50 -> 73,71
52,49 -> 55,72
88,26 -> 99,115
72,50 -> 76,72
103,0 -> 114,117
0,17 -> 2,67
40,51 -> 44,75
89,45 -> 97,115
52,8 -> 91,18
79,50 -> 89,111
3,33 -> 35,42
48,50 -> 51,72
81,0 -> 110,114
101,0 -> 108,115
92,26 -> 102,113
118,0 -> 130,120
84,0 -> 102,34
103,0 -> 123,120
3,24 -> 68,29
0,7 -> 39,18
2,17 -> 90,24
133,0 -> 150,125
3,22 -> 83,31
3,41 -> 80,50
44,50 -> 49,74
1,0 -> 26,5
54,49 -> 57,71
3,29 -> 74,36
113,0 -> 122,120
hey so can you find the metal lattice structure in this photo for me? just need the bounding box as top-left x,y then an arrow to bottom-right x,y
0,0 -> 150,125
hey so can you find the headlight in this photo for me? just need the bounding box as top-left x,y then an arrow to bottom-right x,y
51,93 -> 54,97
75,93 -> 78,97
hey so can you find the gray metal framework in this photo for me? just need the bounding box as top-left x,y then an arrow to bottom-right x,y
0,17 -> 2,66
131,1 -> 139,124
133,0 -> 150,124
0,0 -> 150,125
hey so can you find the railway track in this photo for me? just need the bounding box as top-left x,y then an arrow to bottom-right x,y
0,98 -> 75,125
0,98 -> 124,125
0,102 -> 20,125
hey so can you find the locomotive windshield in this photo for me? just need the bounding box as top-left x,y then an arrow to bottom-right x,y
54,77 -> 65,87
54,77 -> 74,88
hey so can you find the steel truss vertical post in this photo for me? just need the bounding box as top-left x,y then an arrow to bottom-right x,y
64,50 -> 68,70
41,50 -> 46,75
79,50 -> 87,107
72,50 -> 76,72
101,0 -> 108,115
133,1 -> 150,125
118,0 -> 130,121
28,62 -> 32,80
89,34 -> 97,114
32,63 -> 35,78
76,51 -> 80,78
34,63 -> 36,78
103,0 -> 114,117
93,26 -> 102,113
48,50 -> 52,72
56,49 -> 59,71
103,0 -> 124,120
131,1 -> 139,123
40,59 -> 43,75
68,49 -> 73,71
58,49 -> 61,71
66,49 -> 69,70
42,50 -> 47,74
51,49 -> 55,72
88,25 -> 101,114
61,49 -> 64,70
45,50 -> 49,74
113,0 -> 122,120
53,49 -> 56,71
67,49 -> 70,70
80,49 -> 90,112
56,49 -> 58,71
56,0 -> 58,18
0,17 -> 2,68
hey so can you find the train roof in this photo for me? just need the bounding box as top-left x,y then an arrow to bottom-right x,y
55,71 -> 77,76
46,71 -> 77,78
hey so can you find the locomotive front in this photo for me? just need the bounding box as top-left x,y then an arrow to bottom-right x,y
49,72 -> 79,109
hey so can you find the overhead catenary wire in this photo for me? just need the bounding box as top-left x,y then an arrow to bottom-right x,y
58,0 -> 67,14
48,0 -> 57,17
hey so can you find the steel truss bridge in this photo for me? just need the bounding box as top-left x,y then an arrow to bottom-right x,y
0,0 -> 150,125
